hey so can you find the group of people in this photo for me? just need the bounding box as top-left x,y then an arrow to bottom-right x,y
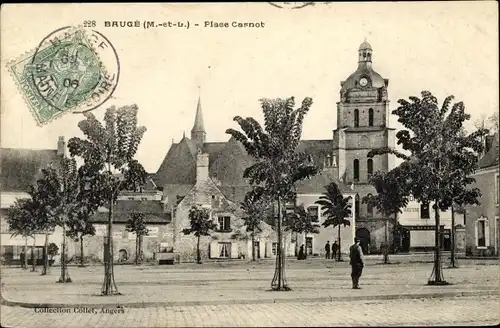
324,240 -> 340,260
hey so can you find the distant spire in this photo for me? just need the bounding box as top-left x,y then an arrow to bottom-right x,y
191,93 -> 205,134
183,131 -> 186,138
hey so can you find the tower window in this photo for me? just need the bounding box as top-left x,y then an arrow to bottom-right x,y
355,194 -> 360,219
366,194 -> 374,217
367,159 -> 373,179
368,108 -> 374,127
354,109 -> 359,128
353,159 -> 359,182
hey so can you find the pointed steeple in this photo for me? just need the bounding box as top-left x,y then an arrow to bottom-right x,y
191,92 -> 206,149
191,96 -> 205,134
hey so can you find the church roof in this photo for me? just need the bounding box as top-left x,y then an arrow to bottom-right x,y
341,40 -> 386,93
341,67 -> 385,92
191,97 -> 205,133
478,133 -> 499,169
358,40 -> 372,51
296,168 -> 355,195
0,148 -> 61,192
153,138 -> 334,189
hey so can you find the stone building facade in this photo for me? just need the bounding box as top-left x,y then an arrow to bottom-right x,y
466,133 -> 499,257
0,137 -> 69,265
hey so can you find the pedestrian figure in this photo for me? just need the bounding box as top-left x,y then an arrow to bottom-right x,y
19,250 -> 26,269
298,244 -> 306,260
332,241 -> 339,260
349,238 -> 364,289
325,241 -> 331,259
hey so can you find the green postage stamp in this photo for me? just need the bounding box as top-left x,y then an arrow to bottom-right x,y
8,26 -> 120,125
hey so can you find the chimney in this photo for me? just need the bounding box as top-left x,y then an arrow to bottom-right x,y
57,136 -> 67,157
196,150 -> 209,182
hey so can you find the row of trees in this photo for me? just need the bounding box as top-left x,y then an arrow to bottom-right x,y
7,105 -> 150,295
223,91 -> 487,289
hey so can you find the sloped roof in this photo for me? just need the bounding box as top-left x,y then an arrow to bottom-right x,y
478,133 -> 499,169
153,138 -> 197,186
91,200 -> 171,224
0,148 -> 61,192
296,168 -> 354,195
162,183 -> 194,209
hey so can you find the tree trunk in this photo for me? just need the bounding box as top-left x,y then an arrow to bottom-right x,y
101,197 -> 119,295
337,225 -> 342,261
80,234 -> 84,267
429,204 -> 447,285
135,235 -> 139,265
42,233 -> 49,275
393,212 -> 398,253
251,233 -> 256,261
23,236 -> 28,270
271,197 -> 289,290
58,225 -> 71,283
450,205 -> 457,268
196,235 -> 201,264
383,218 -> 389,264
31,237 -> 36,272
295,232 -> 299,257
139,235 -> 143,264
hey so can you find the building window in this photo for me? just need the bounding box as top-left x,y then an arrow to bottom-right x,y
477,220 -> 486,247
367,159 -> 373,179
353,159 -> 359,182
420,203 -> 430,219
366,194 -> 374,217
272,242 -> 278,255
496,174 -> 499,204
217,216 -> 231,232
355,194 -> 360,219
218,242 -> 231,258
368,108 -> 374,127
307,206 -> 319,221
476,218 -> 489,248
354,109 -> 359,127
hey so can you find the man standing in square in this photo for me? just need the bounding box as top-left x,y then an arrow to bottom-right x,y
332,240 -> 339,260
324,241 -> 331,259
349,238 -> 364,289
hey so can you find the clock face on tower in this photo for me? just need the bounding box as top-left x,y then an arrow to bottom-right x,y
359,77 -> 368,87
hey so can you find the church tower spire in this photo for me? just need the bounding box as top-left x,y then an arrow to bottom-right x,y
358,39 -> 373,68
191,93 -> 206,149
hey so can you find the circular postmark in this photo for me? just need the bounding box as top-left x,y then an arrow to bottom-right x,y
27,26 -> 120,116
268,2 -> 316,9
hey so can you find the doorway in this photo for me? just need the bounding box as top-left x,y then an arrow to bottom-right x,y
355,228 -> 371,255
401,228 -> 411,253
305,237 -> 313,255
443,229 -> 451,251
253,241 -> 261,259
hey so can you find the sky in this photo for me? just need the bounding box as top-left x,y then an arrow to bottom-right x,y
1,2 -> 498,173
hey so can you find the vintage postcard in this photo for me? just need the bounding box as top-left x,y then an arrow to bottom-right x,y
1,2 -> 499,327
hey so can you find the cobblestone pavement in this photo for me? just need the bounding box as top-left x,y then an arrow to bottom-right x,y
1,295 -> 499,327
